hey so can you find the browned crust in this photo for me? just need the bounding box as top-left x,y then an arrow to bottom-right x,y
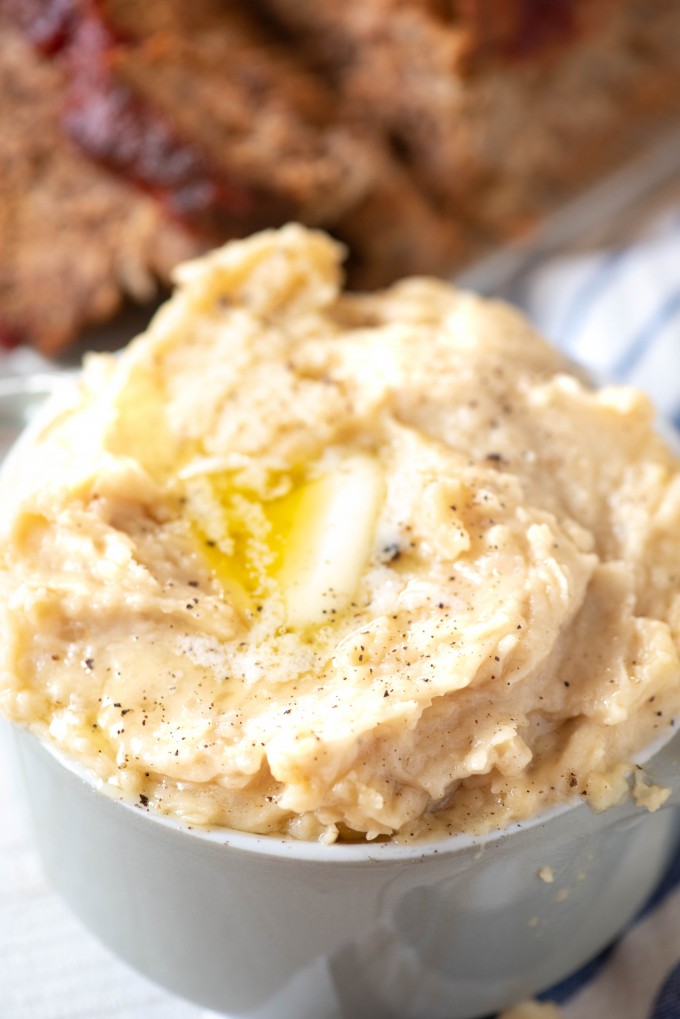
0,19 -> 202,354
257,0 -> 680,234
83,0 -> 462,274
2,0 -> 680,351
0,0 -> 463,351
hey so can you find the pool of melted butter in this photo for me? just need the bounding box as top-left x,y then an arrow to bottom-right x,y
180,453 -> 384,630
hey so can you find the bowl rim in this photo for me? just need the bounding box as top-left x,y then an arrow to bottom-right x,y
13,722 -> 679,865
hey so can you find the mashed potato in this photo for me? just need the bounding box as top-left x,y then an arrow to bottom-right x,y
1,225 -> 679,842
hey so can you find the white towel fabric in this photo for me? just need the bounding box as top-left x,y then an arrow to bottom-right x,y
495,185 -> 680,1019
1,140 -> 680,1019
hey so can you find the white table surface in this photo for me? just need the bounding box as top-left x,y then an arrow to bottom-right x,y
0,726 -> 202,1018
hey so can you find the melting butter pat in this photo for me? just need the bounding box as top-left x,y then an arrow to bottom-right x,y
185,454 -> 384,628
274,455 -> 383,628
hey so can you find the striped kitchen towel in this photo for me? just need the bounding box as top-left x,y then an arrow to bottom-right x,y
492,204 -> 680,1019
513,207 -> 680,427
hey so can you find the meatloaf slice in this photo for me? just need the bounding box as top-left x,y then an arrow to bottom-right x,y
0,19 -> 202,354
59,0 -> 462,281
1,0 -> 462,353
256,0 -> 680,237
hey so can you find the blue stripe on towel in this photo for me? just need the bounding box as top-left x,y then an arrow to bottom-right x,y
611,289 -> 680,380
650,960 -> 680,1019
556,250 -> 628,351
536,943 -> 617,1005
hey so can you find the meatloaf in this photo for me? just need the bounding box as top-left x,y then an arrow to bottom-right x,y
0,16 -> 203,354
2,0 -> 680,352
257,0 -> 680,234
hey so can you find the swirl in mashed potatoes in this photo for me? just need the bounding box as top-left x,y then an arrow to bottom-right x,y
1,225 -> 679,842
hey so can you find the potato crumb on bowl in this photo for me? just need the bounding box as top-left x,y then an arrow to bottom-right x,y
1,224 -> 679,843
498,1001 -> 563,1019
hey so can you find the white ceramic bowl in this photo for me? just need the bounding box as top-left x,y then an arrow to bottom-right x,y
3,375 -> 680,1018
10,724 -> 680,1019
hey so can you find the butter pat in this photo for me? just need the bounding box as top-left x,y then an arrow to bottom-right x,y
276,455 -> 383,628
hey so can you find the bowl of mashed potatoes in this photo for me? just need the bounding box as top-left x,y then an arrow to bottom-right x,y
2,225 -> 679,1018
